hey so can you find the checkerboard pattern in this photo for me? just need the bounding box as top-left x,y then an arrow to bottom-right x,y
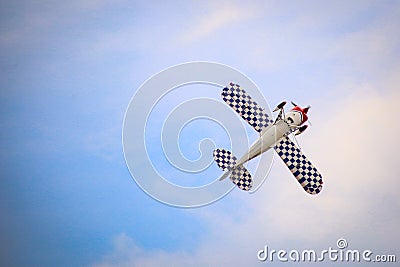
213,148 -> 236,171
222,83 -> 273,133
213,148 -> 253,191
274,137 -> 323,195
231,166 -> 253,191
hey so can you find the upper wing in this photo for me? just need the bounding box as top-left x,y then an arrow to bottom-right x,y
274,136 -> 323,195
222,83 -> 273,133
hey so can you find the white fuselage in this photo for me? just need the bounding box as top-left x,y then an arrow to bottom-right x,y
236,110 -> 303,166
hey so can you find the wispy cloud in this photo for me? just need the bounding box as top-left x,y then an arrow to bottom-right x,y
178,1 -> 256,44
90,233 -> 194,267
241,0 -> 400,74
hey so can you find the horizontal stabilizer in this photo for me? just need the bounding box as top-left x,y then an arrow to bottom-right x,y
230,165 -> 252,191
213,148 -> 253,191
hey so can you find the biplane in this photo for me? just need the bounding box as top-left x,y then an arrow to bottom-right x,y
213,83 -> 323,195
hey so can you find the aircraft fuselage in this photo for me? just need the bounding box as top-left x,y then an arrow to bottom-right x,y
236,110 -> 303,166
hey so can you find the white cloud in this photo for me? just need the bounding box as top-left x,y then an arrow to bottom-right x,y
90,233 -> 194,267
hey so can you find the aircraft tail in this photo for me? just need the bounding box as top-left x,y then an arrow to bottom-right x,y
213,149 -> 253,191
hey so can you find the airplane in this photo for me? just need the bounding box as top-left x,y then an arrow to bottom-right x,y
213,82 -> 323,195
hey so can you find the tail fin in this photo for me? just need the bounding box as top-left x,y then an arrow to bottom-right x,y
213,149 -> 253,191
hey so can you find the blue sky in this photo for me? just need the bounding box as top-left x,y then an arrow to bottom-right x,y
1,1 -> 399,266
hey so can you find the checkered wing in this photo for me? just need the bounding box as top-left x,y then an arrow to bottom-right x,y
222,83 -> 273,133
274,137 -> 323,195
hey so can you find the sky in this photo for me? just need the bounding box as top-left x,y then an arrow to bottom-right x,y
1,0 -> 399,266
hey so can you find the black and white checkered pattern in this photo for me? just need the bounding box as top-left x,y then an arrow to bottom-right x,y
230,166 -> 253,191
213,148 -> 253,191
274,137 -> 323,195
213,148 -> 236,171
222,83 -> 273,133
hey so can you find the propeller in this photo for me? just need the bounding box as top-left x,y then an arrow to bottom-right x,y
291,101 -> 298,107
304,105 -> 312,126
